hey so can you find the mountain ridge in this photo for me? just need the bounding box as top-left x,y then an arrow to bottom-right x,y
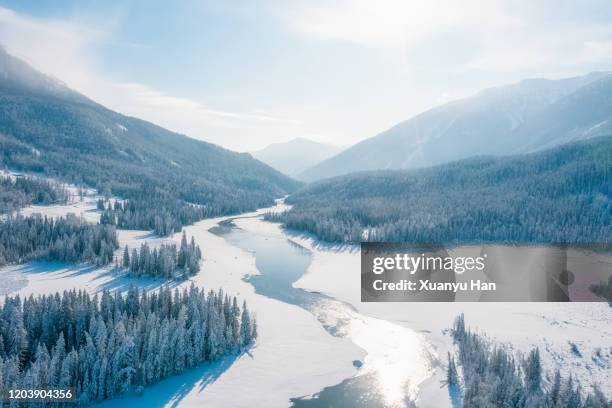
273,134 -> 612,243
300,71 -> 612,181
0,47 -> 300,232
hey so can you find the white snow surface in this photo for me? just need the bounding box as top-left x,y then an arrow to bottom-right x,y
19,198 -> 101,223
129,213 -> 363,408
288,229 -> 612,405
0,202 -> 363,408
0,195 -> 610,407
4,169 -> 101,223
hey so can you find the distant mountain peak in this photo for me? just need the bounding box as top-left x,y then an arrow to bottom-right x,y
0,46 -> 93,105
251,138 -> 342,178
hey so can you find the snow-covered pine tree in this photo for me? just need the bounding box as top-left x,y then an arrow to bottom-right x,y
0,286 -> 255,405
122,245 -> 130,268
446,352 -> 458,386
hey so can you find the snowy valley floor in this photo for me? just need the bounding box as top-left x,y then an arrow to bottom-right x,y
1,200 -> 363,408
285,223 -> 612,406
0,197 -> 610,407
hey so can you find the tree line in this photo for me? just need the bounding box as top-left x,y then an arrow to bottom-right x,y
270,136 -> 612,244
0,214 -> 118,267
120,231 -> 202,279
0,174 -> 69,213
448,314 -> 610,407
99,198 -> 208,236
0,285 -> 256,406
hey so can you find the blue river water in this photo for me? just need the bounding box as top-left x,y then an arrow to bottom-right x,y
210,218 -> 393,407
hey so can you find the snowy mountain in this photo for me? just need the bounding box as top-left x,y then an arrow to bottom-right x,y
0,47 -> 94,106
251,137 -> 342,178
279,135 -> 612,243
0,47 -> 300,218
300,72 -> 612,181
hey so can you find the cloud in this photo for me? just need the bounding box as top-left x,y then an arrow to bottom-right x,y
3,3 -> 612,152
460,24 -> 612,76
283,0 -> 513,48
282,0 -> 612,76
113,82 -> 300,125
578,39 -> 612,65
0,6 -> 300,151
0,7 -> 103,89
436,92 -> 452,105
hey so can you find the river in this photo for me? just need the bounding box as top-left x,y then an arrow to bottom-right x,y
211,216 -> 435,408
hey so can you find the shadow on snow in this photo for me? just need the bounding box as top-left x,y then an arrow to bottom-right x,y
94,349 -> 249,408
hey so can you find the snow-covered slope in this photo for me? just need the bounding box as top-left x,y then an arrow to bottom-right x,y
0,47 -> 300,213
300,72 -> 612,181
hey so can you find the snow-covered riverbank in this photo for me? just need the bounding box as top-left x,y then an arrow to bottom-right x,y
232,215 -> 436,406
137,213 -> 363,408
2,195 -> 610,407
285,223 -> 612,403
1,200 -> 364,408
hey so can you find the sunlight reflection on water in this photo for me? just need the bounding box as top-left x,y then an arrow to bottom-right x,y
311,298 -> 435,406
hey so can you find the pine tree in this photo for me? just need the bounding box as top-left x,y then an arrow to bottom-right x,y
446,352 -> 459,386
122,245 -> 130,268
549,369 -> 562,407
178,231 -> 188,268
240,300 -> 252,346
251,318 -> 258,341
452,313 -> 466,342
525,348 -> 542,393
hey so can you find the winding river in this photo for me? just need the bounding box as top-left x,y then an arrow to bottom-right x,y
211,216 -> 435,408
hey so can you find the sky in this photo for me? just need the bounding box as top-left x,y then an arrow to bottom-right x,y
2,0 -> 612,152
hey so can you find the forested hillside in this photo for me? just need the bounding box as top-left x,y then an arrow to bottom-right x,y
0,48 -> 300,235
270,135 -> 612,243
